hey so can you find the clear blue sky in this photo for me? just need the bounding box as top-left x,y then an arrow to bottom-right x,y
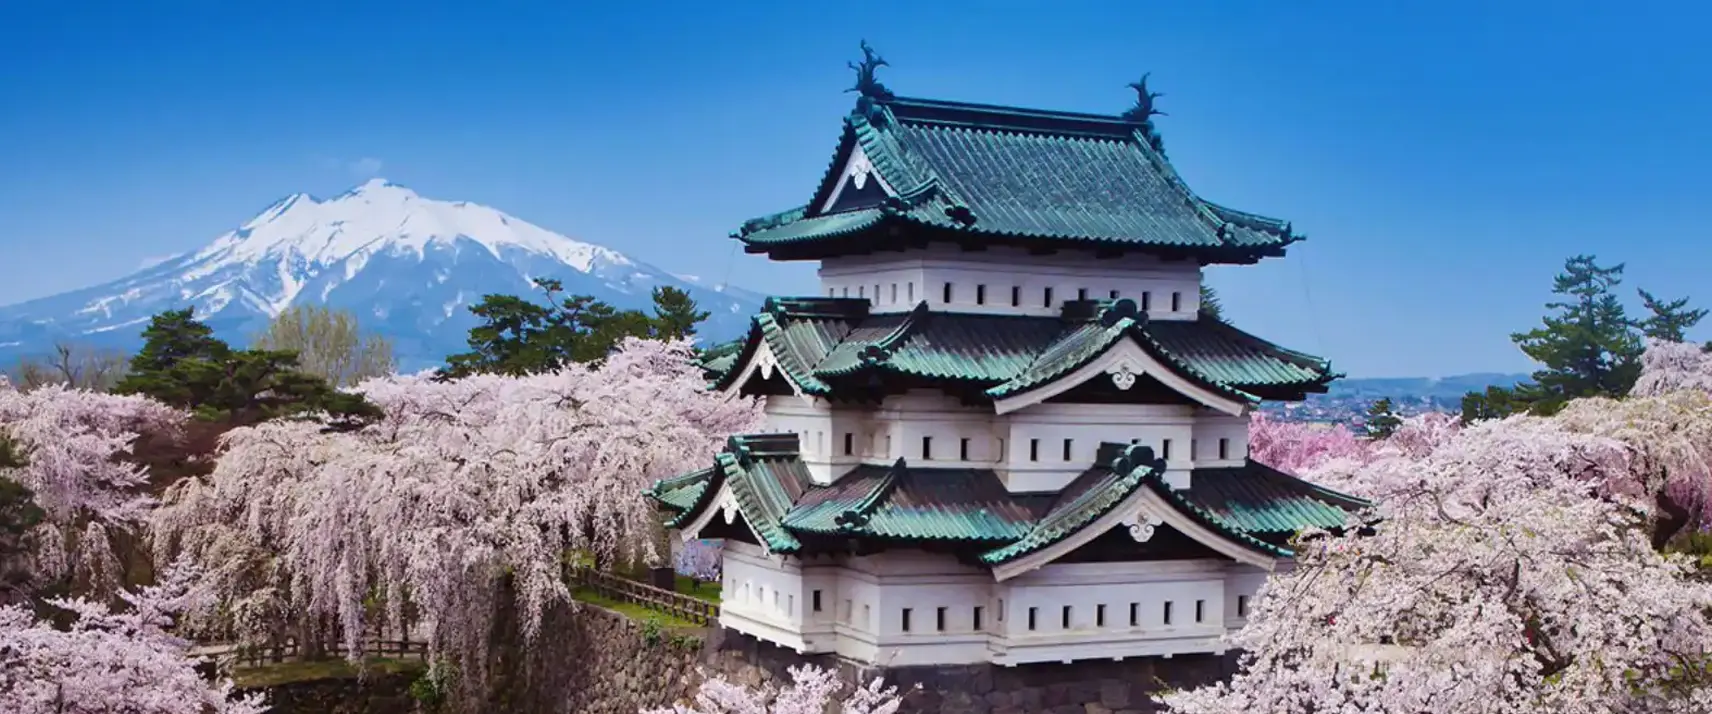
1,1 -> 1707,378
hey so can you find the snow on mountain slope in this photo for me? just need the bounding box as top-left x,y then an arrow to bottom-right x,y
0,179 -> 761,371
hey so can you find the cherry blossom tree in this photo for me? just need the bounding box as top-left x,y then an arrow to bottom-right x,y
1633,337 -> 1712,398
0,563 -> 267,714
153,338 -> 762,684
645,664 -> 904,714
675,539 -> 723,584
1164,415 -> 1712,713
0,379 -> 183,598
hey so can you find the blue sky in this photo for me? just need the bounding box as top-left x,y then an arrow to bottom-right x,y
1,1 -> 1706,378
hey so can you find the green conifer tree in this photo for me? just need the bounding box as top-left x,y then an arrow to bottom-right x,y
1363,397 -> 1403,440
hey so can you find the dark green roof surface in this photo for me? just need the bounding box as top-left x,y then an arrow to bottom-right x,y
648,436 -> 1370,566
736,95 -> 1299,263
716,297 -> 1337,401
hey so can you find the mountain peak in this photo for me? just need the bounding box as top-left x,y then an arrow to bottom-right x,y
346,177 -> 413,198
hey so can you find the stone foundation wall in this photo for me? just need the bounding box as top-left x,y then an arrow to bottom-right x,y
866,653 -> 1239,714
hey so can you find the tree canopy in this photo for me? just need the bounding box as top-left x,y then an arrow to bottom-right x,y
440,280 -> 710,380
252,305 -> 396,388
1462,254 -> 1705,422
115,308 -> 380,428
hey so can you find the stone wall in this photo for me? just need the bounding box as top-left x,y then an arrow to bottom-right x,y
527,603 -> 1236,714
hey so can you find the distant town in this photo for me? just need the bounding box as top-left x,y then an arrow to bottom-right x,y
1261,372 -> 1530,425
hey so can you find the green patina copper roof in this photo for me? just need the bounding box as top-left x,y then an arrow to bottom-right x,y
716,297 -> 1338,402
1181,460 -> 1373,536
647,436 -> 1369,569
785,459 -> 1035,541
735,92 -> 1299,263
978,443 -> 1161,564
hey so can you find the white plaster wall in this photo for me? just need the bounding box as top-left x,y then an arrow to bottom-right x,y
717,545 -> 1260,667
762,395 -> 1248,492
1192,412 -> 1250,468
818,246 -> 1202,320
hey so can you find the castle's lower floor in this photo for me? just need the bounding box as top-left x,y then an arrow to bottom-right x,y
713,541 -> 1278,667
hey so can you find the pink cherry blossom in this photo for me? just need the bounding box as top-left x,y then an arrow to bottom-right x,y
0,381 -> 183,598
676,539 -> 723,583
1164,413 -> 1712,713
152,338 -> 762,685
644,664 -> 903,714
0,563 -> 267,714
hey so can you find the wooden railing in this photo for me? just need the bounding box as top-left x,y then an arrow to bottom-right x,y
189,638 -> 429,669
567,565 -> 720,626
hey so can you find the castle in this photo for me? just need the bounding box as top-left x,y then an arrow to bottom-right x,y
648,45 -> 1366,670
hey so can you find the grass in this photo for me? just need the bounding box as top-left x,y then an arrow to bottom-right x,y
231,657 -> 425,689
675,574 -> 722,604
570,586 -> 704,629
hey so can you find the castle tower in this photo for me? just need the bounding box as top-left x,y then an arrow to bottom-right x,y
648,47 -> 1366,668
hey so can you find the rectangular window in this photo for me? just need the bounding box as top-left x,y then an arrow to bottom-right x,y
1077,287 -> 1088,301
864,604 -> 872,627
908,282 -> 915,302
828,287 -> 835,297
1163,601 -> 1174,625
773,590 -> 780,609
874,285 -> 880,301
812,590 -> 823,613
843,433 -> 854,456
1062,438 -> 1074,461
1162,439 -> 1173,460
1061,605 -> 1072,629
1129,602 -> 1139,627
936,606 -> 947,632
1043,287 -> 1055,308
973,606 -> 984,630
1096,604 -> 1106,627
1172,291 -> 1182,311
1029,439 -> 1040,462
1195,599 -> 1205,623
1010,286 -> 1021,306
1109,289 -> 1120,299
1027,607 -> 1038,631
1238,595 -> 1250,617
998,438 -> 1006,460
902,608 -> 913,632
788,594 -> 794,615
1190,439 -> 1198,460
858,285 -> 865,298
841,287 -> 849,297
942,283 -> 953,304
921,436 -> 933,460
959,437 -> 970,461
1218,438 -> 1230,460
976,284 -> 987,305
998,599 -> 1005,622
890,283 -> 898,302
843,599 -> 853,623
1141,291 -> 1152,310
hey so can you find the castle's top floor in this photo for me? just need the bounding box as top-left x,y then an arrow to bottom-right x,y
730,44 -> 1301,267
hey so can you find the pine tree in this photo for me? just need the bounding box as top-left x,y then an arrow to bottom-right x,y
115,308 -> 379,427
1636,288 -> 1708,343
1363,397 -> 1403,439
1199,284 -> 1226,323
440,279 -> 711,379
649,286 -> 710,341
1509,254 -> 1644,414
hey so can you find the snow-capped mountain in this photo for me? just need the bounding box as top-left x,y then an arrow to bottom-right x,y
0,179 -> 763,371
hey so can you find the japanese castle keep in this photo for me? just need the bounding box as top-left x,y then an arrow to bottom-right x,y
648,45 -> 1367,670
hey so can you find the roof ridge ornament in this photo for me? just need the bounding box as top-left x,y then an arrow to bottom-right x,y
847,40 -> 894,100
847,40 -> 895,124
1121,73 -> 1168,156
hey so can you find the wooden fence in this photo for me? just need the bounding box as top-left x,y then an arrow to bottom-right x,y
188,638 -> 429,669
567,565 -> 720,626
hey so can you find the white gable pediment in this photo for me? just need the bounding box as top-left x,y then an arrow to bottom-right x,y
721,339 -> 807,401
992,338 -> 1249,417
818,144 -> 898,214
991,485 -> 1278,582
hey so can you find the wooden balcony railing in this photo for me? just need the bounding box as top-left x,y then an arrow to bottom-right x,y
567,565 -> 719,626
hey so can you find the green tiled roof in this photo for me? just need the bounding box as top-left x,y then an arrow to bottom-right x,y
1181,460 -> 1373,535
647,436 -> 1369,569
785,460 -> 1035,542
736,94 -> 1299,264
978,444 -> 1160,564
716,297 -> 1338,402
